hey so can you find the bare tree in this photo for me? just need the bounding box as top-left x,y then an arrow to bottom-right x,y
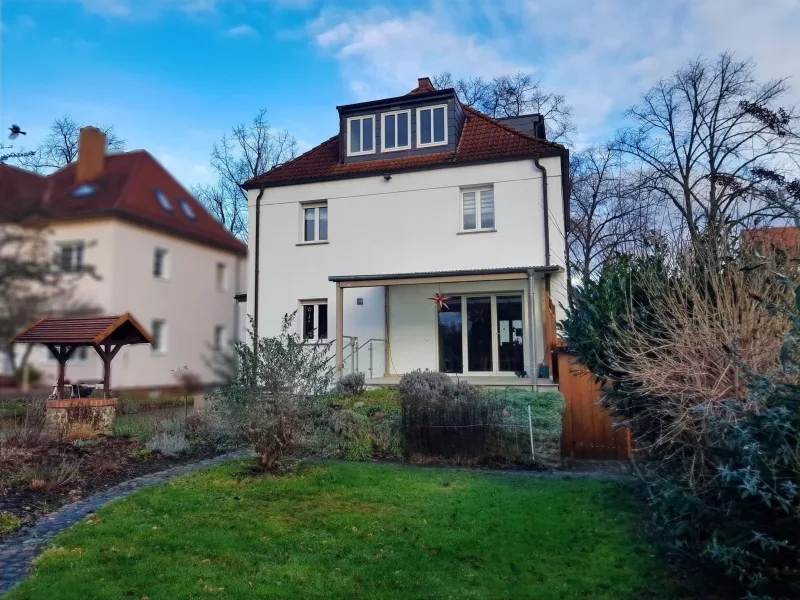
0,142 -> 34,165
569,145 -> 656,287
432,71 -> 577,143
616,52 -> 800,245
15,115 -> 126,173
194,109 -> 297,240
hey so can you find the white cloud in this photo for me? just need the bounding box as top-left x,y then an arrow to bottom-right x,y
226,24 -> 258,38
309,0 -> 800,144
310,6 -> 528,101
67,0 -> 311,19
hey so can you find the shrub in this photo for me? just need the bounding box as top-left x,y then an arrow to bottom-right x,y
148,432 -> 189,456
335,372 -> 366,397
0,511 -> 22,534
185,410 -> 240,451
212,313 -> 333,470
560,237 -> 800,598
111,418 -> 152,442
398,370 -> 458,405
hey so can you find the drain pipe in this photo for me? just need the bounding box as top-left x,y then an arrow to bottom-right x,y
533,157 -> 550,267
527,268 -> 539,392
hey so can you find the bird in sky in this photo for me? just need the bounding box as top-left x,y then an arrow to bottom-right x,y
8,125 -> 26,140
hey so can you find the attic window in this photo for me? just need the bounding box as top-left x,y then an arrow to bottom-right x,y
72,184 -> 96,198
179,199 -> 196,220
154,189 -> 173,212
417,105 -> 447,147
347,115 -> 375,157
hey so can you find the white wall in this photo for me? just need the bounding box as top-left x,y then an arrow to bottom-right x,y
247,157 -> 566,373
31,219 -> 246,389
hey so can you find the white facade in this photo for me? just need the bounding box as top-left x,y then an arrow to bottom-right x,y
27,218 -> 246,390
247,156 -> 568,380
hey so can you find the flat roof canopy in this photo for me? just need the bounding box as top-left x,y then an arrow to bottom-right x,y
15,313 -> 155,346
329,265 -> 561,288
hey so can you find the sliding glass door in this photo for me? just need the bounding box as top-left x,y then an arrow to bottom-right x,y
437,293 -> 524,374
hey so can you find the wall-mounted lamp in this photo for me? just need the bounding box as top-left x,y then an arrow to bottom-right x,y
383,172 -> 392,181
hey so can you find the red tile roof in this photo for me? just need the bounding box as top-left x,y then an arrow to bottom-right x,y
743,227 -> 800,254
243,106 -> 565,188
0,152 -> 246,256
14,313 -> 154,346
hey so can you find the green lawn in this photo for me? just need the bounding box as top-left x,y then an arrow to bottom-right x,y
10,461 -> 671,600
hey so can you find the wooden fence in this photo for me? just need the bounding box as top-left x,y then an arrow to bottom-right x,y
557,352 -> 630,460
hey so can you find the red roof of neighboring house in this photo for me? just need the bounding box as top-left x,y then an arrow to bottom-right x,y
0,152 -> 246,256
743,226 -> 800,253
244,106 -> 565,189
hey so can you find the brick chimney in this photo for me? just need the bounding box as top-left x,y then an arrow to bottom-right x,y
76,126 -> 107,183
417,77 -> 435,93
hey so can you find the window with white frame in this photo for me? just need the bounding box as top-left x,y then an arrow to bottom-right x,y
461,187 -> 495,231
153,247 -> 169,279
417,105 -> 447,147
213,324 -> 226,350
302,202 -> 328,243
347,115 -> 375,156
151,319 -> 167,353
381,110 -> 411,152
300,301 -> 328,341
215,262 -> 227,291
42,345 -> 89,364
55,241 -> 85,273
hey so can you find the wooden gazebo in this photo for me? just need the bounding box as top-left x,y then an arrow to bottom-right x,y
14,313 -> 154,399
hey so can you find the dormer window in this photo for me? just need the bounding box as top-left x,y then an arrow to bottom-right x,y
417,105 -> 447,147
347,115 -> 375,156
381,110 -> 411,152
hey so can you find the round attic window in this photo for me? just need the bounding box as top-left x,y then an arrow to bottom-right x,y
179,198 -> 196,220
72,184 -> 96,198
154,189 -> 173,212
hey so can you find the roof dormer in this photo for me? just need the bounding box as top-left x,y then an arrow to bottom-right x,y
336,77 -> 466,164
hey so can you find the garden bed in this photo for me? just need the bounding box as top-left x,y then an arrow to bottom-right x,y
0,435 -> 225,541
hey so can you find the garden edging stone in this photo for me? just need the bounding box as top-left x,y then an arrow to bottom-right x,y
0,449 -> 253,596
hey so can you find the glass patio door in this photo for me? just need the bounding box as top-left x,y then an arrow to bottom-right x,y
438,294 -> 524,374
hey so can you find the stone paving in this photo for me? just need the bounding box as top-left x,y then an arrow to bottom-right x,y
0,449 -> 252,596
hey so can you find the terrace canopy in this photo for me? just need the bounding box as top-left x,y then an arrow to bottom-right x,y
14,313 -> 154,399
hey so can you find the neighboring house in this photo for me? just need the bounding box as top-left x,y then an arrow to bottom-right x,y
0,127 -> 247,390
243,77 -> 570,386
743,226 -> 800,262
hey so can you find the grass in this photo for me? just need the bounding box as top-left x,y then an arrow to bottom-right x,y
0,510 -> 23,534
341,388 -> 400,408
9,461 -> 671,600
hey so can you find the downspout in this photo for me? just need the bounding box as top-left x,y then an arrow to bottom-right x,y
233,255 -> 241,344
527,269 -> 539,392
533,156 -> 550,267
252,185 -> 266,342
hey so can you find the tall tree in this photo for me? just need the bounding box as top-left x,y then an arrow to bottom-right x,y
15,114 -> 126,173
194,109 -> 297,241
569,145 -> 656,288
432,71 -> 576,143
616,52 -> 800,244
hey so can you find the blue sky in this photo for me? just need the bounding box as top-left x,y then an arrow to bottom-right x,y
1,0 -> 799,189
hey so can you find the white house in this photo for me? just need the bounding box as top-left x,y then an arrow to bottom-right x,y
0,127 -> 248,391
243,78 -> 569,387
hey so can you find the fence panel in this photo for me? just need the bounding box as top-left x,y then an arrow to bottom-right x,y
557,352 -> 629,460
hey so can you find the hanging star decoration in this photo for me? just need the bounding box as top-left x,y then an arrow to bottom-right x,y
428,292 -> 453,311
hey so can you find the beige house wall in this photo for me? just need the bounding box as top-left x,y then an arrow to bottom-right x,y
29,218 -> 246,390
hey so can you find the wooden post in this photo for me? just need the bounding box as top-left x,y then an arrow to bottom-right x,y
384,285 -> 391,377
92,343 -> 123,399
47,344 -> 76,400
336,282 -> 344,379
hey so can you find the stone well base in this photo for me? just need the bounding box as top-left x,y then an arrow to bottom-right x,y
45,398 -> 118,437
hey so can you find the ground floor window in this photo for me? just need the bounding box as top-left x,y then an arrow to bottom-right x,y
438,294 -> 524,374
300,301 -> 328,340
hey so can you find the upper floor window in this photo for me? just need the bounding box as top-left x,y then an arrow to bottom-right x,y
178,198 -> 196,220
347,115 -> 375,156
55,241 -> 85,273
154,189 -> 173,213
417,105 -> 447,147
462,188 -> 495,231
216,262 -> 228,291
302,202 -> 328,243
381,110 -> 411,152
153,247 -> 169,279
